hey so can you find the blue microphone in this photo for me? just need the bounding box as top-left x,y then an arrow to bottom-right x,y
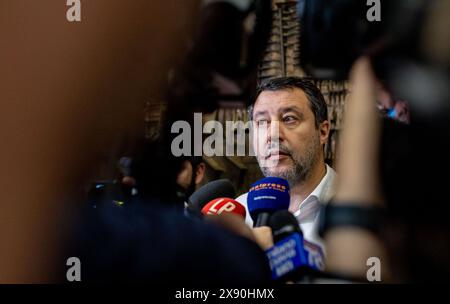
266,210 -> 325,282
247,177 -> 290,227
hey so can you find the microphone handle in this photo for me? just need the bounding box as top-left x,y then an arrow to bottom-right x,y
254,212 -> 271,227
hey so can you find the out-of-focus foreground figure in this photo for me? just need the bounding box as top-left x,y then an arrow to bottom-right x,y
0,0 -> 200,283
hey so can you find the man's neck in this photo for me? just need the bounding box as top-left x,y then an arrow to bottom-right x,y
288,161 -> 327,213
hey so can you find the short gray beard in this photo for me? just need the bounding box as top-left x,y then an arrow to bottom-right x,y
259,134 -> 321,187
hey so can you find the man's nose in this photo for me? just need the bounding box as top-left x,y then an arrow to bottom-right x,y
267,120 -> 283,145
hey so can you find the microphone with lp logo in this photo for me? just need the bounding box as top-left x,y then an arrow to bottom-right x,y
201,197 -> 247,220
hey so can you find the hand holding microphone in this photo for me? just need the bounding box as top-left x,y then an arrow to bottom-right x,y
252,227 -> 274,250
266,210 -> 325,282
199,196 -> 257,242
201,196 -> 276,250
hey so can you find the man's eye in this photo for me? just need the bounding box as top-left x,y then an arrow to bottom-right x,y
256,119 -> 269,126
283,116 -> 297,123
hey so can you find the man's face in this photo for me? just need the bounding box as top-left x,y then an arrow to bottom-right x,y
252,89 -> 327,185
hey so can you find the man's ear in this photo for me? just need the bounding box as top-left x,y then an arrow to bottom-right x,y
195,162 -> 206,187
319,120 -> 331,146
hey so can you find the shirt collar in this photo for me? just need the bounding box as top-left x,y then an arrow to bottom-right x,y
293,164 -> 337,217
308,164 -> 336,204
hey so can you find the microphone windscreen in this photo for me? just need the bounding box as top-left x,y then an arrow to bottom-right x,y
201,197 -> 246,219
247,177 -> 290,222
269,210 -> 302,243
188,179 -> 236,211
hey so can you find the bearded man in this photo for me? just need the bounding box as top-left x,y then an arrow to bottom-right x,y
236,77 -> 337,249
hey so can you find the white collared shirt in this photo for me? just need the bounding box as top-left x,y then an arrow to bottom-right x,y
235,164 -> 337,252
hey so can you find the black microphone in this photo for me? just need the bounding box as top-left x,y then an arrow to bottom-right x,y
186,179 -> 236,217
266,210 -> 325,282
269,210 -> 303,243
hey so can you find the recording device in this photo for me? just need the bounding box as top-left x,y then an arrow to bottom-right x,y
186,179 -> 236,217
247,177 -> 290,227
266,210 -> 325,282
87,157 -> 139,209
270,209 -> 302,243
201,197 -> 247,219
87,180 -> 130,209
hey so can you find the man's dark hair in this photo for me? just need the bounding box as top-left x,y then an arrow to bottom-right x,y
249,77 -> 328,128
